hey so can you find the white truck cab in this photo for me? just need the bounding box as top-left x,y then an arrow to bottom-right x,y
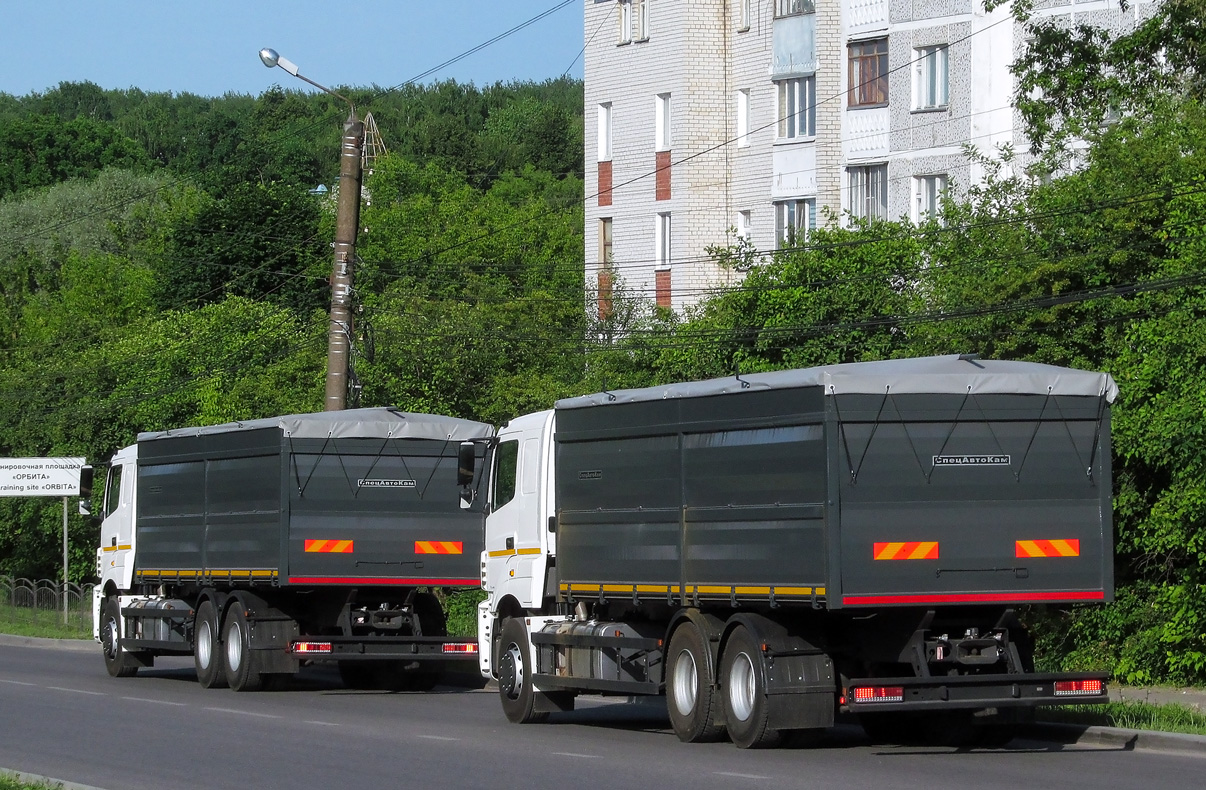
93,443 -> 138,639
477,410 -> 564,678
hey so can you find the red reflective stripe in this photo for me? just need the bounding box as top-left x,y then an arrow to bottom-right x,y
305,539 -> 353,553
843,591 -> 1105,605
287,577 -> 476,586
873,541 -> 938,560
1016,539 -> 1080,558
415,541 -> 464,555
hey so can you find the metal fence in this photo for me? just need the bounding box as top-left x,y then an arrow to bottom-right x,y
0,576 -> 94,638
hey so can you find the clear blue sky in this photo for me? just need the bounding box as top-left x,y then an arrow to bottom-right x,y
1,1 -> 584,98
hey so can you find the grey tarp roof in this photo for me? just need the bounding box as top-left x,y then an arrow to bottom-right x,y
138,408 -> 494,443
556,355 -> 1118,410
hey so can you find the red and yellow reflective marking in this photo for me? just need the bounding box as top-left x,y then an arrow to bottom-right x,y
1016,539 -> 1080,558
415,541 -> 464,555
305,539 -> 354,554
873,541 -> 939,560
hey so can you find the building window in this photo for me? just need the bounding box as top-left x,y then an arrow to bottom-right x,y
915,174 -> 947,222
634,0 -> 649,41
656,212 -> 672,268
655,269 -> 672,308
848,165 -> 888,221
776,77 -> 816,139
849,38 -> 889,108
599,218 -> 614,263
775,0 -> 815,17
597,103 -> 612,161
617,1 -> 632,44
914,45 -> 949,109
738,210 -> 752,239
737,89 -> 750,147
775,198 -> 816,247
655,93 -> 671,151
739,0 -> 751,30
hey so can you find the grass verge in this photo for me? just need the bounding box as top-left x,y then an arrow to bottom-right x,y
1037,700 -> 1206,736
0,606 -> 91,640
0,773 -> 66,790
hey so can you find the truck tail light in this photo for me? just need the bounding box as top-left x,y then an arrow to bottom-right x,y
1054,679 -> 1104,696
292,641 -> 333,654
443,642 -> 479,654
852,685 -> 904,703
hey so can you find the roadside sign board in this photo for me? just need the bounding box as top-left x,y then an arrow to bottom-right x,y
0,457 -> 87,497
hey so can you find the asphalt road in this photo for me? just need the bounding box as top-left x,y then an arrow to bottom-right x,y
1,643 -> 1203,790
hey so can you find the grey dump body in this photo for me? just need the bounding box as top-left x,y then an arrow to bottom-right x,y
135,409 -> 493,587
553,356 -> 1115,609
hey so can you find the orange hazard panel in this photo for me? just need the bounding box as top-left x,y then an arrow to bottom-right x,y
415,541 -> 464,555
873,541 -> 939,560
305,539 -> 353,553
1016,539 -> 1080,558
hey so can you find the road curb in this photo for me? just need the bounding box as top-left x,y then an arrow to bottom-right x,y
1,767 -> 110,790
0,633 -> 95,653
1023,722 -> 1206,756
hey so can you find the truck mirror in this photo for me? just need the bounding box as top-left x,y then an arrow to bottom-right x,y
457,442 -> 476,487
79,465 -> 94,499
79,499 -> 92,517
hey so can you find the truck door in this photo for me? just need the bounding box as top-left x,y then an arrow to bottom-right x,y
98,449 -> 136,590
484,413 -> 550,609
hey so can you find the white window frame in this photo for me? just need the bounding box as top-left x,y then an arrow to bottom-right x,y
776,76 -> 816,140
848,164 -> 888,221
656,212 -> 672,267
737,89 -> 750,147
634,0 -> 649,41
617,1 -> 632,44
914,174 -> 947,222
913,45 -> 949,110
599,217 -> 614,264
739,0 -> 751,30
655,93 -> 671,151
597,103 -> 612,161
737,209 -> 752,240
775,198 -> 816,247
775,0 -> 814,17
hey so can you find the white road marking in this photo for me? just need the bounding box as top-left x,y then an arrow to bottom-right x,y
304,720 -> 341,727
715,772 -> 769,780
552,752 -> 602,759
0,679 -> 35,686
417,735 -> 459,742
122,696 -> 186,706
47,686 -> 105,696
203,706 -> 281,719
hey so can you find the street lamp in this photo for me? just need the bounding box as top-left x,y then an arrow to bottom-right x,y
260,48 -> 364,411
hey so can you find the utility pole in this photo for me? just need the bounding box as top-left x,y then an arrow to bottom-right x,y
260,48 -> 363,410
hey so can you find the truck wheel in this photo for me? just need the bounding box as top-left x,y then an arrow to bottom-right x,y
193,600 -> 226,689
222,606 -> 264,692
497,618 -> 547,724
100,598 -> 142,678
721,626 -> 781,748
666,622 -> 724,743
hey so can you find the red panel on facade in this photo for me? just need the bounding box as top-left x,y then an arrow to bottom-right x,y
598,160 -> 613,206
655,150 -> 671,201
655,269 -> 672,308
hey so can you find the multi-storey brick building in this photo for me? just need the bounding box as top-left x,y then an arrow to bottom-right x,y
584,0 -> 1152,312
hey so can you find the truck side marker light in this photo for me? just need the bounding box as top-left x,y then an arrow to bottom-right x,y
852,686 -> 904,703
1016,539 -> 1080,558
874,542 -> 939,560
443,643 -> 479,654
305,540 -> 353,553
415,541 -> 464,555
292,641 -> 333,654
1054,679 -> 1103,696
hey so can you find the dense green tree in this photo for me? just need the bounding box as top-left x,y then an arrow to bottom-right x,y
0,114 -> 150,198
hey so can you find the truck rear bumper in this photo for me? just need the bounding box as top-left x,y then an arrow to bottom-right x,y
842,671 -> 1108,713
